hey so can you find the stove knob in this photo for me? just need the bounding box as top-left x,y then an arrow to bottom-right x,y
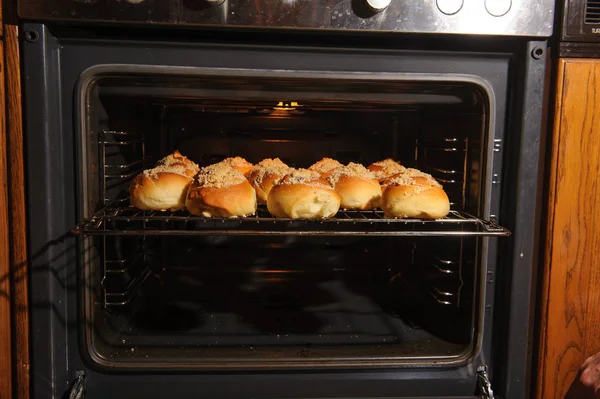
436,0 -> 464,15
485,0 -> 512,16
204,0 -> 225,5
365,0 -> 392,12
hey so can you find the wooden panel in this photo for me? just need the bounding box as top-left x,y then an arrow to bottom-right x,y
4,19 -> 30,399
537,59 -> 600,399
0,39 -> 13,399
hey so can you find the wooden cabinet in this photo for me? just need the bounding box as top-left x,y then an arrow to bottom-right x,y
1,0 -> 28,396
537,59 -> 600,399
0,39 -> 12,399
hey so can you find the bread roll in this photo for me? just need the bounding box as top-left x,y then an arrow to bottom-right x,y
186,163 -> 257,218
267,169 -> 341,219
327,163 -> 381,210
154,150 -> 199,177
217,157 -> 253,177
381,169 -> 450,219
129,150 -> 199,211
367,159 -> 407,182
309,158 -> 344,178
247,158 -> 293,204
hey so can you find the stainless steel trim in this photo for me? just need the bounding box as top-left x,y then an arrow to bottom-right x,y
19,0 -> 555,37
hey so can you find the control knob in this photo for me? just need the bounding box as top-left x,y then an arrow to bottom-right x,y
365,0 -> 391,12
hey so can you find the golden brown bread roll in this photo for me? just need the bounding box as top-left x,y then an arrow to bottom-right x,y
247,158 -> 293,204
154,150 -> 199,177
217,157 -> 254,177
129,150 -> 199,211
367,158 -> 407,182
309,157 -> 344,178
267,169 -> 341,219
186,163 -> 257,218
327,163 -> 381,210
380,168 -> 450,219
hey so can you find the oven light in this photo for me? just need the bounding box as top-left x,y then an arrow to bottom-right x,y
274,101 -> 301,111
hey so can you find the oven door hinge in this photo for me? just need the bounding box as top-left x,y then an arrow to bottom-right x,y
64,370 -> 86,399
477,365 -> 495,399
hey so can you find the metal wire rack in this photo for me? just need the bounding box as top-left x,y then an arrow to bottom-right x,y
73,204 -> 510,237
89,129 -> 504,310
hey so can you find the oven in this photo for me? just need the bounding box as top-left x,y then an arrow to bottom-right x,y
19,1 -> 554,398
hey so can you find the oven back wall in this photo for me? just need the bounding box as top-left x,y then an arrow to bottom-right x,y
21,24 -> 543,399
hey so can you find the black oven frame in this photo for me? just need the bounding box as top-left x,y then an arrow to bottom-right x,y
22,24 -> 548,399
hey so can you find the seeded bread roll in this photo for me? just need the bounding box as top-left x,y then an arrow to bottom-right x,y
309,158 -> 344,178
381,168 -> 450,219
154,150 -> 199,177
267,169 -> 341,219
327,163 -> 381,210
367,159 -> 407,182
247,158 -> 293,204
129,150 -> 199,211
186,163 -> 257,218
217,157 -> 254,177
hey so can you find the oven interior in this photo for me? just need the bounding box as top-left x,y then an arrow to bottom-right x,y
78,73 -> 495,369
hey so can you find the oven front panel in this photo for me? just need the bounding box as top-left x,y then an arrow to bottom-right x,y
17,0 -> 555,37
22,24 -> 546,399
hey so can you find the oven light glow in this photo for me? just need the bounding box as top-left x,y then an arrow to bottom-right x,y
274,101 -> 301,111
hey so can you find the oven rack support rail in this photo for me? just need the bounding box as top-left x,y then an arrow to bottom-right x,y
72,204 -> 511,237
